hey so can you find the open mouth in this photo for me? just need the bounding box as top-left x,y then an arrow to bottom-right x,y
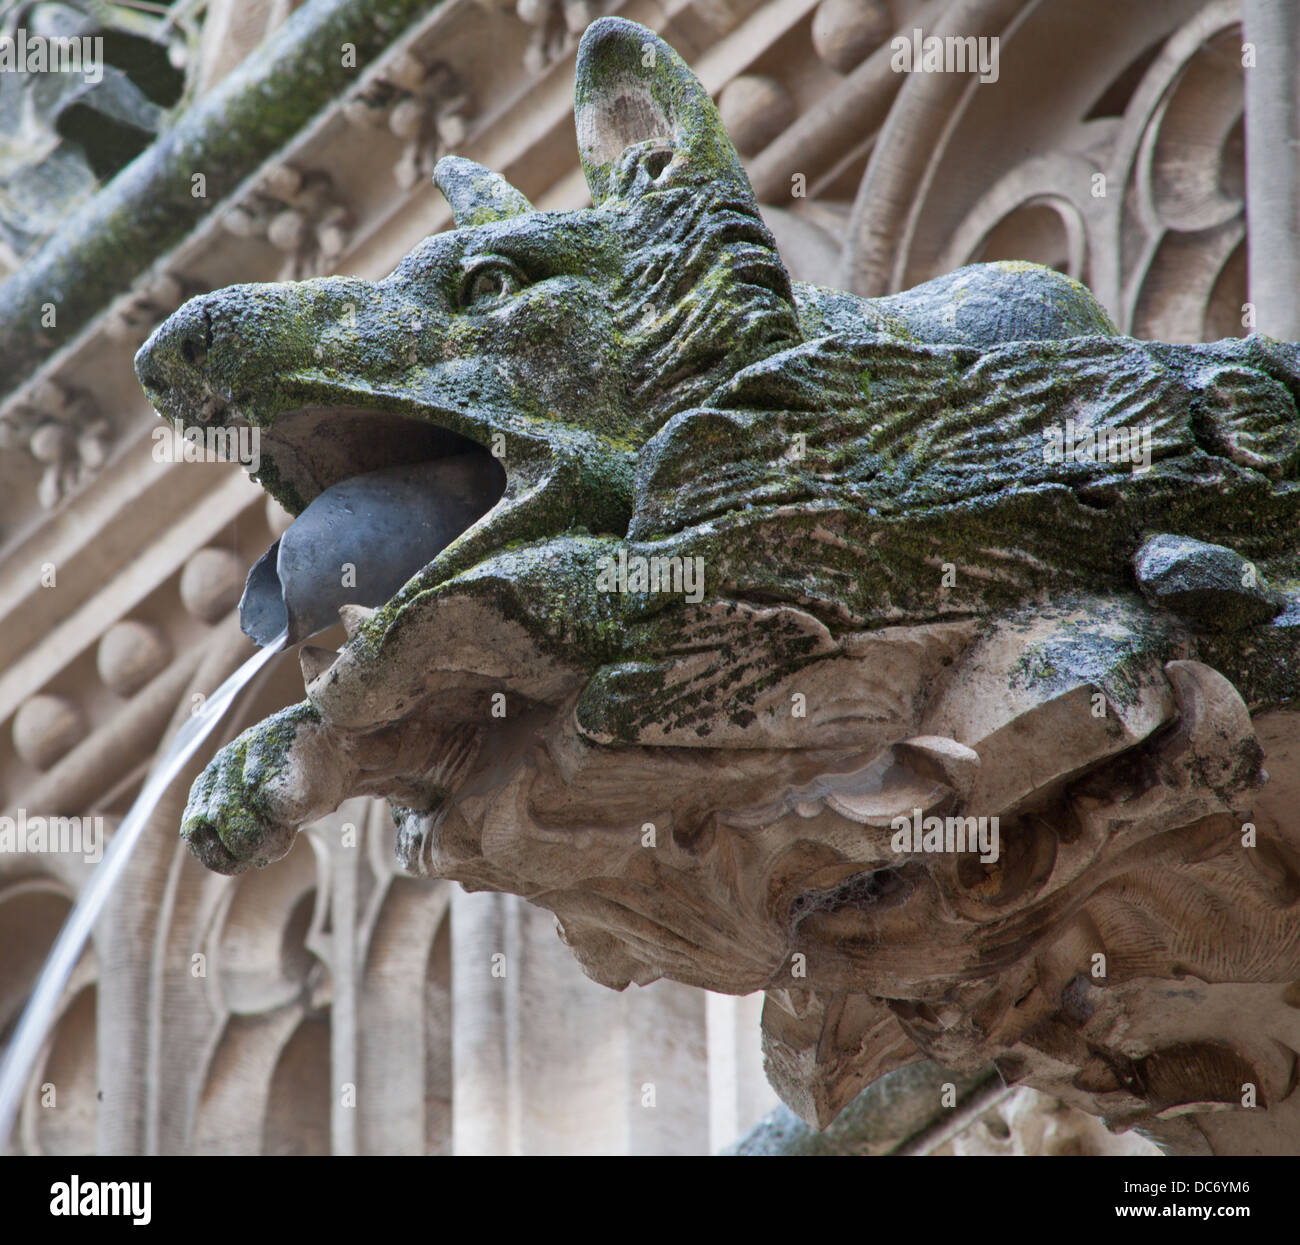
231,404 -> 512,648
247,405 -> 494,513
137,287 -> 636,665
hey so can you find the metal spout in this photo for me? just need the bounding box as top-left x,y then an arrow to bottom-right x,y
240,454 -> 505,647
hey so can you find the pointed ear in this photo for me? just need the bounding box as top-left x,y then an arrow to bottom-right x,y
433,156 -> 533,227
575,17 -> 755,207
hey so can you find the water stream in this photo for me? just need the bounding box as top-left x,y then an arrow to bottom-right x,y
0,631 -> 287,1149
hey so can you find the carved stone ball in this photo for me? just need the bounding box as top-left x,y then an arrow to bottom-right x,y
180,548 -> 245,624
717,75 -> 795,156
97,620 -> 172,697
267,208 -> 307,254
517,0 -> 550,26
388,97 -> 426,141
811,0 -> 893,74
13,694 -> 86,770
28,421 -> 74,464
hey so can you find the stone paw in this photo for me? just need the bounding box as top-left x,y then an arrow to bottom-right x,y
180,705 -> 316,874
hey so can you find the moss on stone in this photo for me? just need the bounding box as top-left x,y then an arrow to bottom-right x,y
2,0 -> 437,398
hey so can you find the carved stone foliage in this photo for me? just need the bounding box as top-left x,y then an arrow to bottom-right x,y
343,55 -> 474,190
104,271 -> 205,349
934,1087 -> 1163,1157
0,381 -> 111,510
221,165 -> 354,281
731,1060 -> 1161,1155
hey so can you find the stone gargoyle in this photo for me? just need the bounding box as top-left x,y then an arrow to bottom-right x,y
135,17 -> 1300,1154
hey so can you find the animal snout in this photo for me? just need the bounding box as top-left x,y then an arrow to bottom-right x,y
135,297 -> 215,403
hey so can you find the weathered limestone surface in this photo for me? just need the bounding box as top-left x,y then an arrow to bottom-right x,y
131,17 -> 1300,1155
5,0 -> 1299,1157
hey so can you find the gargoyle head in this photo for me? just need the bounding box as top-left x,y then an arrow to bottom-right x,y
136,18 -> 1300,1145
136,18 -> 802,605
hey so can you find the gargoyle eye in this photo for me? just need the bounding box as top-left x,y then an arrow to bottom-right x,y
459,258 -> 526,311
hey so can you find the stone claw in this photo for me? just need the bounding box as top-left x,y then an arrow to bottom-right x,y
179,702 -> 322,874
